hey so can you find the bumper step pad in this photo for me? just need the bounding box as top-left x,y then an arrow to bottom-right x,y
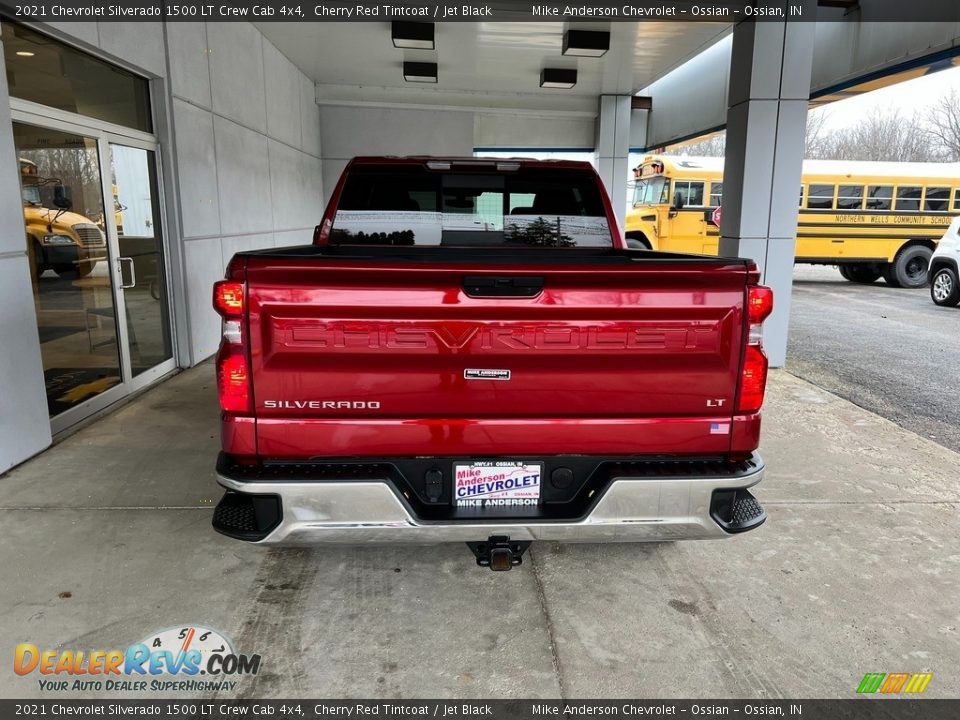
710,487 -> 767,533
212,491 -> 282,541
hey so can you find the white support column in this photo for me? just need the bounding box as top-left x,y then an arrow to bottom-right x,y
595,95 -> 631,232
719,6 -> 816,367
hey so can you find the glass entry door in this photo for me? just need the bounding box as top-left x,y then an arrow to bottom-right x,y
13,118 -> 174,432
108,142 -> 173,377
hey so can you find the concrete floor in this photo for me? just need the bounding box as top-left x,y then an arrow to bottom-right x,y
1,364 -> 958,699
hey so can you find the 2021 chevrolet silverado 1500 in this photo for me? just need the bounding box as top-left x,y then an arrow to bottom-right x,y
211,157 -> 773,570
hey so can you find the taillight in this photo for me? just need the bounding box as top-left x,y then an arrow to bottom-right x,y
214,281 -> 244,317
747,285 -> 773,324
737,285 -> 773,414
213,279 -> 251,414
216,345 -> 250,413
738,345 -> 768,414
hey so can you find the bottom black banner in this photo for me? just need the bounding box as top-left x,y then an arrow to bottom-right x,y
2,700 -> 959,720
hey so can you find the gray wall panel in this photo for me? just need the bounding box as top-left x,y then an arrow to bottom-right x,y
172,99 -> 221,238
167,23 -> 212,109
213,116 -> 273,236
264,42 -> 302,149
97,21 -> 166,77
207,23 -> 267,133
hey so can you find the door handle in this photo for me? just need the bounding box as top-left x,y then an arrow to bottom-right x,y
118,256 -> 136,289
463,275 -> 544,298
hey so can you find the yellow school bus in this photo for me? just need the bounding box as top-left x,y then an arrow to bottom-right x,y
626,155 -> 960,287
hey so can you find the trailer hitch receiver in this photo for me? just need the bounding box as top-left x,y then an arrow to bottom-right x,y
467,536 -> 531,571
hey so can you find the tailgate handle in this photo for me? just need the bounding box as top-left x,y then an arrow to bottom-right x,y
463,275 -> 544,298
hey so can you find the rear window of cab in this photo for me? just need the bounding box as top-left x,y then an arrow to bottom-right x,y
331,165 -> 613,248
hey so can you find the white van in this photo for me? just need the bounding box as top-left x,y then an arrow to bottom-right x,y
930,216 -> 960,307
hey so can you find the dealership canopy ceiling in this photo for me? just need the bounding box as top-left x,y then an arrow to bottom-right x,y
254,21 -> 730,114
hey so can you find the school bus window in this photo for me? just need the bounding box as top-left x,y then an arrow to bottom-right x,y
633,176 -> 668,205
953,188 -> 960,211
799,187 -> 804,207
895,186 -> 922,212
866,185 -> 892,210
924,186 -> 950,212
837,185 -> 864,210
806,184 -> 834,209
673,180 -> 705,207
709,182 -> 722,207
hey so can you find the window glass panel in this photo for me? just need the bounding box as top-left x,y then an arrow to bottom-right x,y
799,187 -> 804,207
15,122 -> 119,418
673,181 -> 705,207
332,167 -> 612,248
837,185 -> 864,210
709,182 -> 722,207
866,185 -> 893,210
806,184 -> 835,209
633,177 -> 667,205
895,186 -> 922,212
924,186 -> 950,212
954,189 -> 960,211
2,22 -> 152,133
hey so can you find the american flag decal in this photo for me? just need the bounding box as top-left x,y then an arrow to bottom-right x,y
710,422 -> 730,434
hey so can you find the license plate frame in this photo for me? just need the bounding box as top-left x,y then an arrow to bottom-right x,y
453,460 -> 542,508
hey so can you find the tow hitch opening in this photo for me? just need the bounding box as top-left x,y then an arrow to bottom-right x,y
467,536 -> 531,571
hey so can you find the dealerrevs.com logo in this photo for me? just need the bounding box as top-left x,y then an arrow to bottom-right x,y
14,625 -> 261,693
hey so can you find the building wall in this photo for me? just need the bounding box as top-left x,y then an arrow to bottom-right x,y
0,21 -> 324,472
165,23 -> 324,361
0,40 -> 51,472
30,21 -> 324,364
318,105 -> 473,203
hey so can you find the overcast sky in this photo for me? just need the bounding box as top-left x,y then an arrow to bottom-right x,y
810,65 -> 960,130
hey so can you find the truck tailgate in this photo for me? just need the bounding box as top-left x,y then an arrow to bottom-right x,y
242,251 -> 750,457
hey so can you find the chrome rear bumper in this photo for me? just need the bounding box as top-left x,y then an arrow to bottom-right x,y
214,455 -> 765,544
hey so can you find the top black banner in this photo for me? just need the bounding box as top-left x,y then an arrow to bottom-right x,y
1,0 -> 960,23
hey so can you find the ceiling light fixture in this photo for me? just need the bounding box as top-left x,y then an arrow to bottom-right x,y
392,21 -> 435,50
562,30 -> 610,57
16,51 -> 35,57
403,61 -> 438,83
540,68 -> 577,89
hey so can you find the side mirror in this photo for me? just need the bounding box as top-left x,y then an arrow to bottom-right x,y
673,192 -> 685,210
53,185 -> 72,210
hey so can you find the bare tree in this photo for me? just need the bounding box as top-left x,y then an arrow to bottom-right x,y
666,132 -> 726,157
925,87 -> 960,161
812,108 -> 942,162
803,110 -> 832,158
666,111 -> 835,159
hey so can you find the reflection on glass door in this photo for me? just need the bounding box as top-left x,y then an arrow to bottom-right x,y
109,144 -> 172,376
14,122 -> 122,418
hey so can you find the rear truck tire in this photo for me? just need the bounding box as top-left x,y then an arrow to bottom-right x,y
930,266 -> 960,306
839,263 -> 881,284
884,244 -> 932,288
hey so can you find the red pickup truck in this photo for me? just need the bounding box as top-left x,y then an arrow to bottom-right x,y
211,157 -> 772,570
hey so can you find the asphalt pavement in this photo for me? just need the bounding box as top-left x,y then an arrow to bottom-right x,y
787,264 -> 960,453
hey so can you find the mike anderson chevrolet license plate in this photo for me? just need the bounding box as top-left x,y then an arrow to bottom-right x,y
453,461 -> 542,508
